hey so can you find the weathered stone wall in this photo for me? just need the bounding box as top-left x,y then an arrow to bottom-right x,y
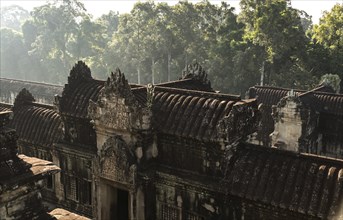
62,118 -> 97,148
0,180 -> 46,219
316,114 -> 343,158
155,172 -> 240,220
52,144 -> 94,217
158,134 -> 225,176
0,78 -> 63,104
241,202 -> 320,220
271,95 -> 307,152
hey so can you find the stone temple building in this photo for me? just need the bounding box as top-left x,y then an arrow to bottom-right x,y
248,85 -> 343,159
0,110 -> 89,219
0,61 -> 343,220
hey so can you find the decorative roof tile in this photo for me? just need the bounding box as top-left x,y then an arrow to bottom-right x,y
226,143 -> 343,218
153,86 -> 258,142
10,89 -> 63,147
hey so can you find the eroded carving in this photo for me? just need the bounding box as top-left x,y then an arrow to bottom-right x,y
99,136 -> 136,186
218,101 -> 259,144
88,68 -> 151,131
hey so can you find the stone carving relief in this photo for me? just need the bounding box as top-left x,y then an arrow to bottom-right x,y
88,68 -> 152,131
68,126 -> 78,143
146,84 -> 155,108
99,136 -> 136,186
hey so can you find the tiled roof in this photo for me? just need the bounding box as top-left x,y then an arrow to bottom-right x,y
10,89 -> 63,147
10,104 -> 63,147
248,85 -> 343,146
300,92 -> 343,116
59,80 -> 104,118
59,61 -> 216,119
0,103 -> 11,112
248,86 -> 305,106
250,85 -> 342,115
156,78 -> 213,92
152,86 -> 255,141
226,143 -> 343,219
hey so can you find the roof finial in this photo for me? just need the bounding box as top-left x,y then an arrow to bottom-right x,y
68,61 -> 92,84
13,88 -> 35,110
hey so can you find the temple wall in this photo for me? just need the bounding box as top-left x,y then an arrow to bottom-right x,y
0,180 -> 46,219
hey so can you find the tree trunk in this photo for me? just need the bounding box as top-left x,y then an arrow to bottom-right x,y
137,63 -> 141,84
167,52 -> 171,82
152,57 -> 155,84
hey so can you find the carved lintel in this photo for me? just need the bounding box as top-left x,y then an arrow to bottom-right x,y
99,136 -> 136,186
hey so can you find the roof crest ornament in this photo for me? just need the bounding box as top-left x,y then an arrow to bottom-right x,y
68,60 -> 93,85
103,68 -> 133,99
146,84 -> 155,109
181,62 -> 211,86
13,88 -> 35,110
88,68 -> 152,131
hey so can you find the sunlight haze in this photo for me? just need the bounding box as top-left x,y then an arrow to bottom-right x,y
0,0 -> 341,23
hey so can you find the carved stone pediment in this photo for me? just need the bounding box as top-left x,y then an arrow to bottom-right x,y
99,136 -> 136,186
88,68 -> 152,131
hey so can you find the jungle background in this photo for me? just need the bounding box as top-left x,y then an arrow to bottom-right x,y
1,0 -> 342,95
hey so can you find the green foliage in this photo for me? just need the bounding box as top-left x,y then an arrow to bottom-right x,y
0,28 -> 26,78
320,74 -> 341,93
1,0 -> 342,95
238,0 -> 313,88
312,4 -> 343,79
0,5 -> 30,32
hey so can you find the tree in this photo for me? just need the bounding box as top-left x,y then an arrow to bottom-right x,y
0,28 -> 27,79
238,0 -> 311,88
320,74 -> 341,93
0,5 -> 30,32
22,0 -> 89,82
312,4 -> 343,79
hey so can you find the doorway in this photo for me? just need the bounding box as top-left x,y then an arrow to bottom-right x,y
117,189 -> 129,220
100,182 -> 129,220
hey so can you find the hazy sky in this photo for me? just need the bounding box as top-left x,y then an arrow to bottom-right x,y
0,0 -> 341,24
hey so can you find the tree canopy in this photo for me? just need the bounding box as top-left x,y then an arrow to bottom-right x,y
0,0 -> 342,94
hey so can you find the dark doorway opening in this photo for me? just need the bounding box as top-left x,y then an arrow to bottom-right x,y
117,189 -> 129,220
101,182 -> 130,220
